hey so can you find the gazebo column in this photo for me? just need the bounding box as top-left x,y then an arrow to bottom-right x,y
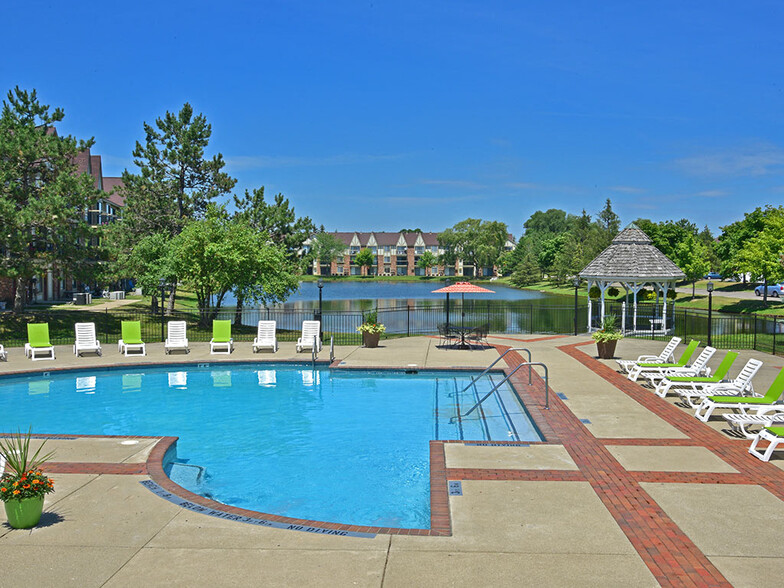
661,282 -> 669,333
623,281 -> 644,333
598,280 -> 611,329
586,281 -> 593,331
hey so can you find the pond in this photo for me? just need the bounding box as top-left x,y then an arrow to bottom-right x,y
215,281 -> 580,338
222,280 -> 559,311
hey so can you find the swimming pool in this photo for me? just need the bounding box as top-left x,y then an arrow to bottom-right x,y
0,364 -> 541,528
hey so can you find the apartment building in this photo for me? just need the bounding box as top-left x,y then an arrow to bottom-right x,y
0,137 -> 125,307
308,231 -> 515,278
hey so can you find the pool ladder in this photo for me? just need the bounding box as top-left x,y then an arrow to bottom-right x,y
450,348 -> 550,423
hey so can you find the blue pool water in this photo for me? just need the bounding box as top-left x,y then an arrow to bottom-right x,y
0,364 -> 541,528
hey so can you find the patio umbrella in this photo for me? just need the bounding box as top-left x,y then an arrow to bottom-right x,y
431,281 -> 495,331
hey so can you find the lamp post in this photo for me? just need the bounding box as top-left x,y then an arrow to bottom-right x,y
317,278 -> 324,322
573,276 -> 580,336
159,278 -> 166,343
707,281 -> 714,346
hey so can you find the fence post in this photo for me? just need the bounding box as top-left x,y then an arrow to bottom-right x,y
529,304 -> 533,334
105,306 -> 109,343
754,316 -> 758,350
407,304 -> 411,337
774,318 -> 777,356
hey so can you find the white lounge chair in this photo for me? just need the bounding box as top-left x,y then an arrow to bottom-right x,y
0,344 -> 6,361
165,321 -> 190,354
749,426 -> 784,462
695,368 -> 784,423
73,322 -> 102,356
675,358 -> 763,408
253,320 -> 278,353
724,407 -> 784,439
627,340 -> 700,382
640,347 -> 716,385
616,337 -> 681,373
653,351 -> 738,398
296,320 -> 322,352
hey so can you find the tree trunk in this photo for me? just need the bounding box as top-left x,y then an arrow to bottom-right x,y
692,281 -> 696,297
13,276 -> 26,314
166,284 -> 177,315
234,291 -> 245,326
763,276 -> 768,307
151,293 -> 158,313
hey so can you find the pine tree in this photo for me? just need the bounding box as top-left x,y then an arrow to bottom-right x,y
119,103 -> 236,310
0,87 -> 100,312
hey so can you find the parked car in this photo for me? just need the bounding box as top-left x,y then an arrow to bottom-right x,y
755,283 -> 784,297
703,272 -> 722,280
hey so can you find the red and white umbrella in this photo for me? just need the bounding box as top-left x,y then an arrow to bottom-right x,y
432,282 -> 495,331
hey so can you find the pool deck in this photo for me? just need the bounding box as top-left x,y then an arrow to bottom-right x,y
2,335 -> 784,586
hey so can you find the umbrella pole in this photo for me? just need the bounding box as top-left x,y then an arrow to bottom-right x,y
461,293 -> 465,331
446,293 -> 450,331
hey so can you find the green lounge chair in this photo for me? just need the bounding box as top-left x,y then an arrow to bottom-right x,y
616,336 -> 681,373
26,323 -> 55,361
627,340 -> 699,382
695,367 -> 784,422
749,425 -> 784,462
654,351 -> 738,398
675,357 -> 763,408
118,321 -> 146,356
210,320 -> 233,355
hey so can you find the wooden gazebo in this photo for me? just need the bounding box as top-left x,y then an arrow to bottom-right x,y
578,224 -> 685,333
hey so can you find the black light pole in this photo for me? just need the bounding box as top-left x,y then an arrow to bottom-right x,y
317,278 -> 324,322
707,281 -> 714,346
159,278 -> 166,343
573,276 -> 580,336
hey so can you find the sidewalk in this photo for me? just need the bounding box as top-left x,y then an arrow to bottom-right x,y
1,335 -> 783,586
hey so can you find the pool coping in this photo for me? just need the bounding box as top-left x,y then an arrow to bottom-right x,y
2,357 -> 553,537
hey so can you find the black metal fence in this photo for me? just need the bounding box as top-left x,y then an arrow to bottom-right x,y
0,301 -> 781,356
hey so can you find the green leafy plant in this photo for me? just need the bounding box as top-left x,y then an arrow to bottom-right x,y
591,314 -> 624,343
357,310 -> 386,335
0,429 -> 55,503
589,285 -> 601,299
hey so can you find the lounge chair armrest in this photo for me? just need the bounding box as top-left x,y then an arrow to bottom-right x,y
707,385 -> 743,396
636,354 -> 660,362
755,405 -> 784,416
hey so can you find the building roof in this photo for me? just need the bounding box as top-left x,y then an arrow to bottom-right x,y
102,177 -> 125,207
579,224 -> 685,282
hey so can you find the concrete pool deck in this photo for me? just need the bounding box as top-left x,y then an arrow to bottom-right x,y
1,334 -> 784,586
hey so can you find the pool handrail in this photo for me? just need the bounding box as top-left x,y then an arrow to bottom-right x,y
311,334 -> 318,367
330,336 -> 335,363
458,361 -> 550,420
458,347 -> 533,394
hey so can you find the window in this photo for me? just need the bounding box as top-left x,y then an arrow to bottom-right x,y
415,246 -> 424,254
371,246 -> 377,254
384,245 -> 391,253
397,247 -> 407,255
430,246 -> 438,253
350,246 -> 360,254
384,255 -> 390,263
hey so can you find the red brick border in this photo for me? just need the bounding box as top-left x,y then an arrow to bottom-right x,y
504,346 -> 733,587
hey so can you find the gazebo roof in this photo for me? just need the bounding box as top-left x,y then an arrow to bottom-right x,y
578,224 -> 685,282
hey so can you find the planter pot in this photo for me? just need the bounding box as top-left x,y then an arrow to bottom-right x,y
596,340 -> 618,359
4,495 -> 45,529
362,332 -> 381,348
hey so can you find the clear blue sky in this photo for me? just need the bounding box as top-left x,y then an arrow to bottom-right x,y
3,1 -> 783,237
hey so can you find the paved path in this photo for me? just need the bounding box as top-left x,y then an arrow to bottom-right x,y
1,335 -> 783,586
